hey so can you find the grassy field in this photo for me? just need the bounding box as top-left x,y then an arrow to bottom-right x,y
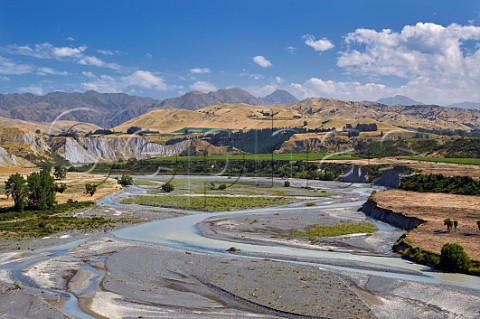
403,157 -> 480,166
292,221 -> 377,239
147,178 -> 334,197
122,195 -> 296,211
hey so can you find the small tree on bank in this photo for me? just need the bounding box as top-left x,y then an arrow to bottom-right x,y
477,220 -> 480,232
118,174 -> 133,187
54,165 -> 67,180
444,218 -> 453,232
5,173 -> 29,211
27,168 -> 56,210
84,183 -> 97,196
440,243 -> 470,272
161,182 -> 174,193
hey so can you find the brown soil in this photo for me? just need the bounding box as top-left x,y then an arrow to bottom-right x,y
371,190 -> 480,261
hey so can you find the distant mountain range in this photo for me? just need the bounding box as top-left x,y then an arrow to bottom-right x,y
0,88 -> 298,127
377,95 -> 424,106
447,101 -> 480,109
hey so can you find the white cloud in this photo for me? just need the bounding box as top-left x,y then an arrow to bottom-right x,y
66,36 -> 75,42
2,43 -> 120,70
82,70 -> 168,93
190,81 -> 216,93
253,55 -> 272,68
0,56 -> 33,74
246,84 -> 278,97
303,35 -> 334,52
77,55 -> 120,70
97,49 -> 114,56
336,22 -> 480,103
37,67 -> 69,76
240,70 -> 264,80
290,77 -> 389,101
18,85 -> 45,95
190,67 -> 211,74
274,76 -> 284,84
0,76 -> 10,81
82,71 -> 95,78
286,46 -> 296,55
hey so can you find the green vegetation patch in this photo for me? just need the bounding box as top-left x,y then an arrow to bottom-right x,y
293,221 -> 377,239
122,195 -> 295,211
400,174 -> 480,195
0,201 -> 127,238
403,157 -> 480,166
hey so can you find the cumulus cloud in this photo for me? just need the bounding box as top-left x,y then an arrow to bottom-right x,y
303,35 -> 334,52
190,81 -> 216,93
37,67 -> 69,76
2,43 -> 119,70
336,22 -> 480,103
253,55 -> 272,68
82,70 -> 168,93
18,85 -> 45,95
240,70 -> 264,80
97,49 -> 114,55
190,67 -> 211,74
290,77 -> 390,101
0,56 -> 33,74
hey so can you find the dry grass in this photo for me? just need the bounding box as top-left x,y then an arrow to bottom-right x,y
371,190 -> 480,261
0,170 -> 121,207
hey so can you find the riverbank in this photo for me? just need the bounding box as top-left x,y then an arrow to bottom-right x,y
3,235 -> 480,319
361,190 -> 480,273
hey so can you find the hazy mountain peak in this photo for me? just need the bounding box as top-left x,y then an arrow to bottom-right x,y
261,89 -> 299,105
377,95 -> 424,106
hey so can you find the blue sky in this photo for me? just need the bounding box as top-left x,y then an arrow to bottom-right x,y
1,0 -> 480,104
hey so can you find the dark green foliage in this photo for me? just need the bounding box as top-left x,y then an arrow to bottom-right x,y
218,183 -> 227,190
444,218 -> 453,232
284,181 -> 290,187
400,174 -> 480,195
161,181 -> 174,193
55,183 -> 67,193
440,243 -> 470,272
92,129 -> 114,135
207,128 -> 295,154
126,126 -> 142,134
84,183 -> 97,196
354,123 -> 378,132
118,174 -> 133,187
27,169 -> 56,211
453,220 -> 458,231
4,173 -> 29,212
53,165 -> 67,179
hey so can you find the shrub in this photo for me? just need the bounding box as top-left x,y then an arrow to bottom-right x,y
305,202 -> 316,207
284,181 -> 290,187
55,183 -> 67,193
440,243 -> 470,272
118,174 -> 133,187
84,183 -> 97,196
444,218 -> 453,232
161,182 -> 174,193
218,184 -> 227,190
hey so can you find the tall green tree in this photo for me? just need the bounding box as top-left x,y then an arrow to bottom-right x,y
27,168 -> 56,210
54,165 -> 67,180
5,173 -> 29,211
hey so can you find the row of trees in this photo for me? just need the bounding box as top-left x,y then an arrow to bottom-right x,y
5,168 -> 58,212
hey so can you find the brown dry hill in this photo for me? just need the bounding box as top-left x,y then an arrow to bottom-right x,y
114,98 -> 480,133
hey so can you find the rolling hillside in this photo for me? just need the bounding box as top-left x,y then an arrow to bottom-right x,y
115,98 -> 480,133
